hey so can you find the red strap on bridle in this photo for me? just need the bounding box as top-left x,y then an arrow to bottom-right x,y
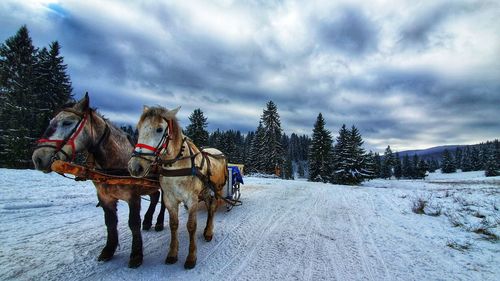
37,112 -> 88,162
135,143 -> 161,153
134,119 -> 173,155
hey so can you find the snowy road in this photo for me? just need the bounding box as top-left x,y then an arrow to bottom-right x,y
0,169 -> 498,280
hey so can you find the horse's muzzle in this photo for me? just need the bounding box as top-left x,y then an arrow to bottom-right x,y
128,158 -> 147,178
32,149 -> 54,173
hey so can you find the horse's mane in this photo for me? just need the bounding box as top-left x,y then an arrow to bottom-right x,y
89,108 -> 135,147
139,106 -> 181,141
139,106 -> 179,123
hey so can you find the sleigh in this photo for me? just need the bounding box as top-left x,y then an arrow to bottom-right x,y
224,164 -> 244,211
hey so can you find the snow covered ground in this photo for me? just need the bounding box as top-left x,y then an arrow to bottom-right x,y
0,169 -> 498,281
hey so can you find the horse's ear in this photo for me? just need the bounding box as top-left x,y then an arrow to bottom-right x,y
143,105 -> 149,112
170,106 -> 181,116
74,92 -> 90,112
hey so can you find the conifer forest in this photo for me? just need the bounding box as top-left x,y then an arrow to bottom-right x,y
1,26 -> 499,181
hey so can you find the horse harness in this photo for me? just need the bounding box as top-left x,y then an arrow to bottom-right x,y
132,119 -> 240,207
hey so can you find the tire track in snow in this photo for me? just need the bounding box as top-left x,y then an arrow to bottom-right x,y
195,183 -> 309,280
340,190 -> 391,280
221,187 -> 301,279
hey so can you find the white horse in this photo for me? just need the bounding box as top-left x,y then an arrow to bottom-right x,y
128,106 -> 228,269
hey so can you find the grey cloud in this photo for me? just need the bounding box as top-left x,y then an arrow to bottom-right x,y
317,6 -> 379,56
398,1 -> 489,49
1,0 -> 499,151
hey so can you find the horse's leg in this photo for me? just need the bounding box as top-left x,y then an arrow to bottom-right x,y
143,191 -> 159,230
97,197 -> 118,262
155,190 -> 166,231
203,195 -> 217,242
127,196 -> 143,268
184,203 -> 198,269
165,202 -> 179,264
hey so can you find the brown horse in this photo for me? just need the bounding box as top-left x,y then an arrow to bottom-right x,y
31,94 -> 165,268
128,106 -> 228,269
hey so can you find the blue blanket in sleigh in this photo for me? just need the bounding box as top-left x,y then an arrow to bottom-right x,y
230,166 -> 244,185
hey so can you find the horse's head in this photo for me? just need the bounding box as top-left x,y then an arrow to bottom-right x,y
128,105 -> 181,178
32,93 -> 92,172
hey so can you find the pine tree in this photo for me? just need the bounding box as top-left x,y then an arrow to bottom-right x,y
120,125 -> 137,144
381,146 -> 394,179
373,153 -> 382,178
283,156 -> 294,180
0,26 -> 39,168
402,154 -> 411,178
185,108 -> 209,147
484,146 -> 499,177
332,124 -> 350,184
410,154 -> 419,179
479,144 -> 489,170
329,125 -> 370,185
441,149 -> 456,173
299,135 -> 311,161
308,113 -> 334,183
427,158 -> 437,173
243,131 -> 254,167
471,147 -> 481,171
394,153 -> 402,179
35,41 -> 73,128
289,133 -> 300,161
461,147 -> 473,172
0,27 -> 73,168
281,133 -> 290,161
454,147 -> 463,171
233,130 -> 245,163
297,161 -> 305,178
349,126 -> 369,182
363,151 -> 377,180
494,140 -> 500,169
248,122 -> 265,173
260,101 -> 283,174
416,157 -> 428,179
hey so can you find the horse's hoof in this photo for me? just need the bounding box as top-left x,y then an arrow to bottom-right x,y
204,234 -> 213,242
165,256 -> 178,264
97,251 -> 114,262
142,224 -> 152,231
184,258 -> 197,269
128,256 -> 143,268
154,224 -> 164,232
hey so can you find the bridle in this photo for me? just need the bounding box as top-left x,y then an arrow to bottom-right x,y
36,109 -> 88,162
36,108 -> 111,163
131,118 -> 193,176
131,118 -> 174,163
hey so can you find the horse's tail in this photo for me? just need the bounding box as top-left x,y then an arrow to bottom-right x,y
200,148 -> 228,190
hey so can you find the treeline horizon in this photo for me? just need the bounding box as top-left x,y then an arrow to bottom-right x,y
1,26 -> 498,178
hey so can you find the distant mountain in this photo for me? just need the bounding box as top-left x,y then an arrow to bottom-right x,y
396,145 -> 466,161
394,139 -> 499,163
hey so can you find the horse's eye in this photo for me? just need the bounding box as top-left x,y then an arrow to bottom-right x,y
62,121 -> 72,126
156,127 -> 163,133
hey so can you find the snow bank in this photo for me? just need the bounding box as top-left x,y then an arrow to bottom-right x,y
0,169 -> 499,280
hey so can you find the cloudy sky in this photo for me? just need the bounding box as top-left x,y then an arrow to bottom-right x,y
1,0 -> 499,151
